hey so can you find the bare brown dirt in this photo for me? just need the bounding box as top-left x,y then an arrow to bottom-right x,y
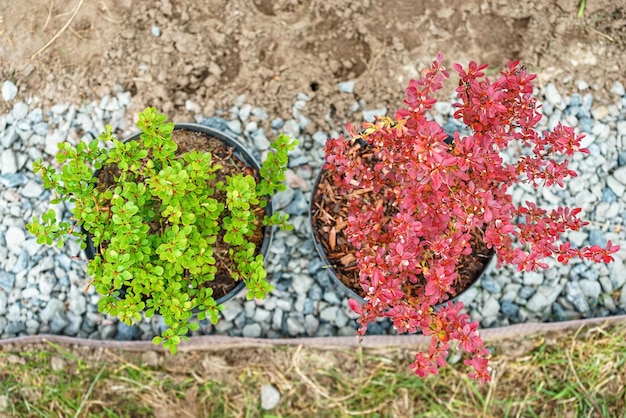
0,0 -> 625,130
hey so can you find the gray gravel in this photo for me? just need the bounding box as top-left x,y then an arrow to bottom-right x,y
1,79 -> 626,342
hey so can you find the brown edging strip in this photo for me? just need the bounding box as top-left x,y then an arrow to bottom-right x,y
0,315 -> 624,352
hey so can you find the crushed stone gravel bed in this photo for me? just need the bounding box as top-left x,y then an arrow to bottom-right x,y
1,79 -> 626,342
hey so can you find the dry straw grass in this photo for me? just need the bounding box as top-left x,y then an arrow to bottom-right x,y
0,321 -> 624,417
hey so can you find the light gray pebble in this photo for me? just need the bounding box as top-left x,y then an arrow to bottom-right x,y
282,120 -> 300,138
2,81 -> 17,101
480,275 -> 501,294
50,311 -> 69,333
291,273 -> 314,294
5,226 -> 25,254
253,308 -> 271,323
221,299 -> 242,322
565,281 -> 590,312
481,296 -> 500,317
252,107 -> 268,120
242,323 -> 262,338
544,83 -> 563,107
260,384 -> 281,410
12,102 -> 29,120
286,314 -> 305,336
115,322 -> 138,340
320,305 -> 339,323
0,291 -> 7,315
151,26 -> 161,37
39,298 -> 64,323
270,117 -> 284,129
0,150 -> 18,175
272,308 -> 283,329
253,132 -> 271,151
523,271 -> 543,286
337,81 -> 355,94
362,108 -> 387,122
611,81 -> 625,96
578,279 -> 601,299
226,120 -> 242,135
32,122 -> 49,136
609,259 -> 626,289
285,191 -> 307,215
21,180 -> 44,198
0,173 -> 28,188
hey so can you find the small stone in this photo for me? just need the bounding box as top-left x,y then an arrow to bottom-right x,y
337,80 -> 355,94
200,117 -> 228,131
12,102 -> 29,119
32,122 -> 49,136
253,308 -> 271,323
362,108 -> 387,122
40,298 -> 64,323
617,121 -> 626,137
588,229 -> 607,247
613,166 -> 626,185
481,296 -> 500,317
21,179 -> 44,198
322,291 -> 341,305
609,259 -> 626,289
320,305 -> 339,323
611,81 -> 625,96
242,323 -> 262,338
115,322 -> 138,340
567,231 -> 588,247
0,291 -> 7,315
523,271 -> 543,286
578,279 -> 601,299
285,191 -> 308,215
226,120 -> 242,135
260,384 -> 281,410
0,173 -> 28,188
591,106 -> 609,120
544,83 -> 563,107
304,314 -> 319,336
221,299 -> 242,322
312,131 -> 328,147
151,25 -> 161,37
525,291 -> 549,312
272,308 -> 284,330
285,315 -> 305,336
565,281 -> 590,313
253,132 -> 271,151
607,176 -> 626,196
2,80 -> 17,101
251,107 -> 268,120
270,118 -> 284,129
238,104 -> 252,121
50,311 -> 70,334
1,150 -> 18,175
480,275 -> 502,294
291,274 -> 314,294
6,226 -> 25,254
500,301 -> 519,320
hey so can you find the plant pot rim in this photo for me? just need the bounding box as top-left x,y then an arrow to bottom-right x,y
84,122 -> 274,305
308,165 -> 495,305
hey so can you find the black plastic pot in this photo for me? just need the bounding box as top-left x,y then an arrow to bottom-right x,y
309,166 -> 495,304
84,123 -> 274,305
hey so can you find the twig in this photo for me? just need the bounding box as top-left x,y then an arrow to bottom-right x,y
42,0 -> 54,32
588,26 -> 615,43
31,0 -> 84,60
